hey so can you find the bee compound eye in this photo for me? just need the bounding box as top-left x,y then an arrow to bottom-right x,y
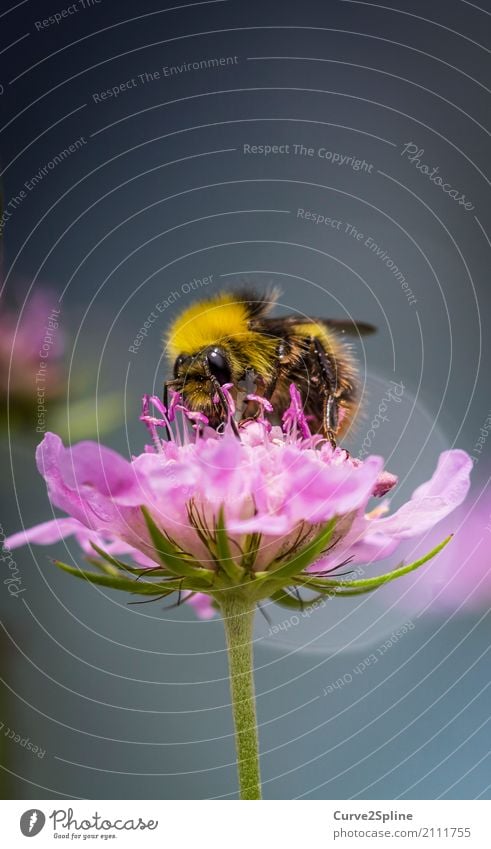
206,348 -> 232,385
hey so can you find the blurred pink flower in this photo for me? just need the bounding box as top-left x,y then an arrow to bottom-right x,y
396,491 -> 491,612
5,387 -> 472,617
0,287 -> 64,401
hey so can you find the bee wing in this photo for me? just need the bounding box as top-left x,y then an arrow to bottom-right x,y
254,316 -> 376,337
320,318 -> 376,337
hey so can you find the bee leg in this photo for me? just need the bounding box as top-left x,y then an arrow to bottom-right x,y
208,374 -> 241,438
323,395 -> 339,448
243,367 -> 258,395
239,362 -> 289,429
239,369 -> 263,422
240,341 -> 286,424
200,356 -> 240,437
264,362 -> 281,402
312,337 -> 339,446
162,382 -> 172,441
265,339 -> 290,401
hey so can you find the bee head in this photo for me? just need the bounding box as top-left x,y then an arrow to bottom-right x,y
173,346 -> 232,385
170,347 -> 233,422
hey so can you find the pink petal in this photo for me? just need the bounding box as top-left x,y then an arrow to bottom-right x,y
285,452 -> 384,524
58,440 -> 136,500
4,517 -> 88,549
35,433 -> 143,533
227,514 -> 292,535
195,434 -> 252,507
35,433 -> 100,526
186,593 -> 217,619
373,450 -> 472,539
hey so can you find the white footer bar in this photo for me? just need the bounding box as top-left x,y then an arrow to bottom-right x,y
1,799 -> 489,847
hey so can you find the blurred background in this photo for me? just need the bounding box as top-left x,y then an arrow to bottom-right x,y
0,0 -> 490,799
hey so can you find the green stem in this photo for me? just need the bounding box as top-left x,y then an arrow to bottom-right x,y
219,593 -> 261,800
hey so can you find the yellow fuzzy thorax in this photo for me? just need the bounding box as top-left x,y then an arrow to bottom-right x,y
167,293 -> 259,359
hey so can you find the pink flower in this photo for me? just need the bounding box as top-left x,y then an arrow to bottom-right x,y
392,492 -> 491,613
5,388 -> 472,617
0,287 -> 64,401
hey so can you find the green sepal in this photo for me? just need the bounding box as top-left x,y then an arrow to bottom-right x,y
85,558 -> 171,584
252,518 -> 336,599
141,506 -> 213,583
89,542 -> 166,577
54,561 -> 177,595
295,536 -> 453,596
241,532 -> 262,573
215,507 -> 244,583
89,541 -> 137,572
85,557 -> 121,577
270,589 -> 325,610
270,589 -> 305,609
272,518 -> 337,580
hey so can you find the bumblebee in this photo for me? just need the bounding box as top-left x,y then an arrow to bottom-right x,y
165,288 -> 374,443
